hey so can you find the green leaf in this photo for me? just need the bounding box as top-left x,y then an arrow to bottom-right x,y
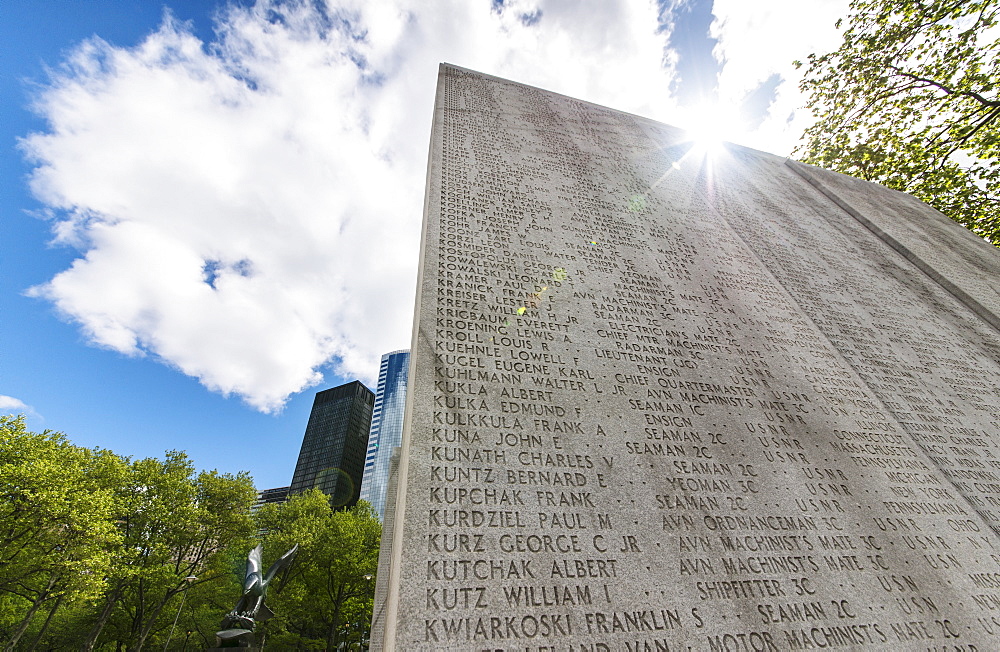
795,0 -> 1000,246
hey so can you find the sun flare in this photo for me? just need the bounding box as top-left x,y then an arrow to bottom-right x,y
679,102 -> 744,156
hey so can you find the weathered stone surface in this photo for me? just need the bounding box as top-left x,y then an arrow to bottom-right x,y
786,160 -> 1000,331
376,64 -> 1000,651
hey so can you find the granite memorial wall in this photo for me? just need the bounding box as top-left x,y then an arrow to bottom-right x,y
375,64 -> 1000,651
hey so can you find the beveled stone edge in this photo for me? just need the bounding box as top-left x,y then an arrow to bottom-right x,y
785,158 -> 1000,334
375,63 -> 451,652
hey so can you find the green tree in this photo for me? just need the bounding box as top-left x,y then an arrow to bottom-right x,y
80,452 -> 257,651
255,491 -> 380,650
796,0 -> 1000,245
0,416 -> 121,650
0,418 -> 257,650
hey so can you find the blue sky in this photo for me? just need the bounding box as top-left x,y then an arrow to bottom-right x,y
1,0 -> 847,490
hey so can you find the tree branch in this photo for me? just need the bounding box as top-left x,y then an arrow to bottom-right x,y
959,105 -> 1000,144
888,66 -> 1000,107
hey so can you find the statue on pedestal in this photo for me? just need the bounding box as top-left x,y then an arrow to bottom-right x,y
215,544 -> 298,648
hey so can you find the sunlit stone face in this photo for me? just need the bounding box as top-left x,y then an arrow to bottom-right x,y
376,64 -> 1000,652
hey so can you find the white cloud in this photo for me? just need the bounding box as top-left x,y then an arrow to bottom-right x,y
709,0 -> 849,154
19,0 -> 857,412
21,0 -> 678,412
0,396 -> 36,418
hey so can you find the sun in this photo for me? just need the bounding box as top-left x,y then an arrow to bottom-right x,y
679,101 -> 744,157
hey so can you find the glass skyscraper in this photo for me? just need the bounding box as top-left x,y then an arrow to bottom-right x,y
359,350 -> 410,520
289,380 -> 374,508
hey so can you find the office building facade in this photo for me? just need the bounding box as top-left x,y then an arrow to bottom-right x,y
253,486 -> 289,511
289,380 -> 374,508
358,350 -> 410,519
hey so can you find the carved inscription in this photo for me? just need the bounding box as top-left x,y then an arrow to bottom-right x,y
383,65 -> 1000,650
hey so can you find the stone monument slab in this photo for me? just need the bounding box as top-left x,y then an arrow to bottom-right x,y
376,64 -> 1000,651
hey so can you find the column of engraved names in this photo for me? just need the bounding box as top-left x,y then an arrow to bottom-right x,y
427,76 -> 531,644
707,149 -> 1000,647
452,82 -> 705,645
739,163 -> 999,522
422,71 -> 611,647
516,94 -> 672,644
487,83 -> 628,646
659,175 -> 868,649
729,155 -> 971,646
795,228 -> 1000,642
538,103 -> 805,650
598,129 -> 920,649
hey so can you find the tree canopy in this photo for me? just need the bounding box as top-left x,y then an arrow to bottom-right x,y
0,418 -> 259,650
0,416 -> 381,650
255,491 -> 381,650
76,452 -> 258,651
0,416 -> 121,649
796,0 -> 1000,246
